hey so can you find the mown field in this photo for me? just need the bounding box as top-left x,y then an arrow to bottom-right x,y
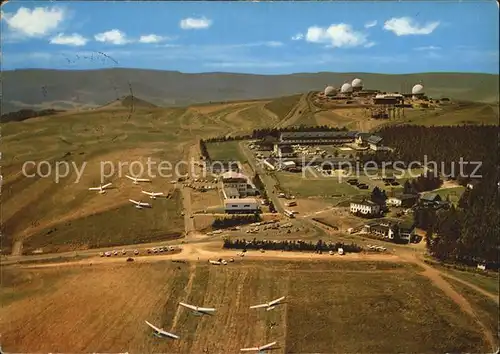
0,260 -> 489,353
0,98 -> 284,255
275,171 -> 370,200
205,141 -> 247,163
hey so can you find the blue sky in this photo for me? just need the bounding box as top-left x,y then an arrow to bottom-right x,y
1,1 -> 498,74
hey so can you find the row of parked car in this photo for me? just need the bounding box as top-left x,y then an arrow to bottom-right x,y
99,246 -> 176,257
100,249 -> 140,257
147,246 -> 175,253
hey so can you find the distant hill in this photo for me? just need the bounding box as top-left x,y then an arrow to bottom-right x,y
1,69 -> 498,113
97,95 -> 158,110
120,95 -> 157,108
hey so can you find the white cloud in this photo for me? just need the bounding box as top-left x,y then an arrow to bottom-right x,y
1,6 -> 65,37
50,33 -> 88,46
291,33 -> 304,41
364,41 -> 376,48
414,46 -> 441,51
364,20 -> 377,29
305,24 -> 368,48
94,29 -> 130,45
180,17 -> 212,30
383,17 -> 440,36
139,34 -> 167,44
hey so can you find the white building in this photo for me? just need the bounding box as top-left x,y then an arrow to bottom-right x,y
273,144 -> 296,158
224,198 -> 260,213
364,221 -> 415,244
221,171 -> 256,197
386,194 -> 418,208
350,200 -> 381,215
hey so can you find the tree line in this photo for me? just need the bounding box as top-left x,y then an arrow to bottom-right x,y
212,215 -> 261,229
199,139 -> 210,160
199,125 -> 349,146
222,238 -> 362,253
1,109 -> 64,123
251,125 -> 348,139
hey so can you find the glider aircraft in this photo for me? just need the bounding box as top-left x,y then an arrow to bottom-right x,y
145,321 -> 179,339
240,341 -> 277,352
179,302 -> 216,316
126,175 -> 151,184
141,190 -> 164,199
129,199 -> 152,209
88,183 -> 112,194
250,296 -> 285,311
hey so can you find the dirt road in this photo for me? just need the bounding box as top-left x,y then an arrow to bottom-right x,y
238,141 -> 284,213
439,272 -> 499,304
274,93 -> 311,129
399,251 -> 498,353
19,241 -> 402,270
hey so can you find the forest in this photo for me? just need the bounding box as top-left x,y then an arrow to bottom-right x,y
403,174 -> 443,193
376,125 -> 500,268
376,124 -> 498,178
425,165 -> 499,268
222,238 -> 362,253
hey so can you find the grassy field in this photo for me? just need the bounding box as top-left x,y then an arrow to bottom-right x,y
275,171 -> 370,199
402,104 -> 499,127
0,260 -> 489,353
23,191 -> 184,253
0,98 -> 282,254
264,94 -> 302,119
447,278 -> 499,348
440,268 -> 499,295
422,186 -> 466,204
205,141 -> 247,163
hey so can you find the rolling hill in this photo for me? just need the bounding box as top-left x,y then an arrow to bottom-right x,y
2,69 -> 498,113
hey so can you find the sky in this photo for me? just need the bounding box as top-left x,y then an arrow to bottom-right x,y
1,1 -> 499,74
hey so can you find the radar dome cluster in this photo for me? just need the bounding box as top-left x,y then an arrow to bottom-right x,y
319,77 -> 427,104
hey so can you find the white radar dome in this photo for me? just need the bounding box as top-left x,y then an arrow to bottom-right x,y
412,84 -> 424,94
324,86 -> 336,96
352,78 -> 363,88
341,83 -> 353,93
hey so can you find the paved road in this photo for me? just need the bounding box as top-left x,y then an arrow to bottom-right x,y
238,141 -> 285,214
180,142 -> 199,238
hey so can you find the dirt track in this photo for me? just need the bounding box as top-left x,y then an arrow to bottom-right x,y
20,241 -> 401,270
399,251 -> 498,353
